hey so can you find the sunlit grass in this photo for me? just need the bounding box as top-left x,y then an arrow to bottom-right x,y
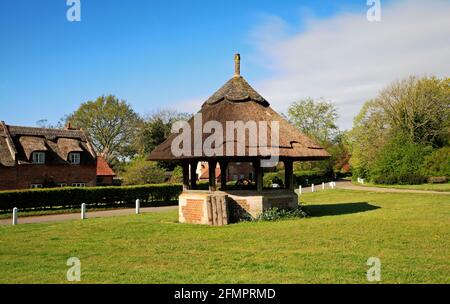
0,189 -> 448,283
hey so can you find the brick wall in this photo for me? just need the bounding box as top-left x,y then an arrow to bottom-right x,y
181,199 -> 204,224
0,164 -> 97,190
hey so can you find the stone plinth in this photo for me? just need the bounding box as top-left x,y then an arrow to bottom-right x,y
178,189 -> 298,225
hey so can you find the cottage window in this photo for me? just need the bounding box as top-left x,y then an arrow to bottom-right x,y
32,152 -> 45,164
68,152 -> 81,165
72,183 -> 86,187
30,184 -> 43,189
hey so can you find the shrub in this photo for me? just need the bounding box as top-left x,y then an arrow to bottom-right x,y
397,173 -> 427,185
372,174 -> 398,185
427,176 -> 448,184
253,207 -> 308,221
121,158 -> 166,185
0,184 -> 182,212
420,147 -> 450,177
371,134 -> 432,184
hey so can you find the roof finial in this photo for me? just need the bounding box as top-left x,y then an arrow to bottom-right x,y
234,53 -> 240,77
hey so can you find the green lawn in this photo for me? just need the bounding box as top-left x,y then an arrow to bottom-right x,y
0,189 -> 449,283
353,181 -> 450,192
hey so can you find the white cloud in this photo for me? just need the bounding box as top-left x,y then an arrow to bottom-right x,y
250,0 -> 450,130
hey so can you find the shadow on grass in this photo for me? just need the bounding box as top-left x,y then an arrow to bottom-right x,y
303,202 -> 380,217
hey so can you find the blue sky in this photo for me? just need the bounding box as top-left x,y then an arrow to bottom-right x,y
1,0 -> 449,130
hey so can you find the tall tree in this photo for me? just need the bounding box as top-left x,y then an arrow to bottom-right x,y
348,75 -> 450,179
287,98 -> 339,143
376,76 -> 450,147
67,95 -> 141,163
135,109 -> 192,155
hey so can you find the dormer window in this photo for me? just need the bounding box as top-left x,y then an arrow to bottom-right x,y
68,152 -> 81,165
32,152 -> 45,164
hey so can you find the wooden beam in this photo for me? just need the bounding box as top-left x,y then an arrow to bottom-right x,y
253,159 -> 263,193
182,161 -> 189,191
208,160 -> 217,191
219,160 -> 228,190
284,159 -> 294,191
190,160 -> 197,190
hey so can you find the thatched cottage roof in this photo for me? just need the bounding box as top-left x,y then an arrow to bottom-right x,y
148,54 -> 330,162
0,121 -> 96,167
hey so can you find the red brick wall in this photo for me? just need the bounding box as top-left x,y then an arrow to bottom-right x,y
0,164 -> 97,190
181,199 -> 204,224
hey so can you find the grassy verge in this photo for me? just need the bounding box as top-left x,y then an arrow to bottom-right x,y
352,181 -> 450,192
0,189 -> 449,283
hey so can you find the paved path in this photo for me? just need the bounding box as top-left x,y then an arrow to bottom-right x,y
297,180 -> 450,195
0,205 -> 178,226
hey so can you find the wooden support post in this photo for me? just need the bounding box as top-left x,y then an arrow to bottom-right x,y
284,159 -> 294,191
182,161 -> 189,191
219,160 -> 228,190
254,159 -> 263,193
208,160 -> 217,191
190,161 -> 197,190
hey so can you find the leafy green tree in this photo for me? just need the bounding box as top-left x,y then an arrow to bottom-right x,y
348,76 -> 450,181
377,76 -> 450,147
287,98 -> 339,143
121,158 -> 166,185
135,109 -> 192,155
371,134 -> 432,179
348,100 -> 389,178
66,95 -> 141,163
288,98 -> 346,175
420,147 -> 450,177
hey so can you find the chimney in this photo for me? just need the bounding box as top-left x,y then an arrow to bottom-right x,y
234,53 -> 240,77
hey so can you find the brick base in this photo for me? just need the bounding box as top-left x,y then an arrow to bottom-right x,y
179,190 -> 298,225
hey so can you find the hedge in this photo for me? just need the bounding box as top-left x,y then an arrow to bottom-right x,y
0,184 -> 182,212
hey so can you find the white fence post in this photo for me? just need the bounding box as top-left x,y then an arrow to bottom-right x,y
12,207 -> 18,225
322,182 -> 325,190
81,203 -> 86,220
299,185 -> 302,195
311,184 -> 314,193
136,199 -> 140,214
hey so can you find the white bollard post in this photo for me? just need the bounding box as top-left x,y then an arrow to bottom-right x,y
322,182 -> 325,190
311,184 -> 314,193
81,203 -> 86,220
299,185 -> 302,195
136,199 -> 140,214
12,207 -> 18,225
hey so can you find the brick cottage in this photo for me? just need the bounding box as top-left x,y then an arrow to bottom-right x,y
0,121 -> 115,190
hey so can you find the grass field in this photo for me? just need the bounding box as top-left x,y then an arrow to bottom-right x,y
353,181 -> 450,192
0,189 -> 449,283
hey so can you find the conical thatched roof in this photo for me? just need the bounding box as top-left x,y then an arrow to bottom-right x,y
148,55 -> 330,161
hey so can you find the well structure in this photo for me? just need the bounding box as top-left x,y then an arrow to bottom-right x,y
148,54 -> 330,225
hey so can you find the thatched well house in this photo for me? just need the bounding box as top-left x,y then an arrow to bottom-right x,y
148,54 -> 330,225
